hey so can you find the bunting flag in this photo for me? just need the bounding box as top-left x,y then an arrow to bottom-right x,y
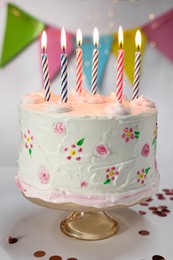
112,28 -> 146,85
0,3 -> 45,67
143,9 -> 173,62
1,3 -> 173,88
41,26 -> 75,81
82,35 -> 113,90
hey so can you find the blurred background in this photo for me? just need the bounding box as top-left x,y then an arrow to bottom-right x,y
0,0 -> 173,186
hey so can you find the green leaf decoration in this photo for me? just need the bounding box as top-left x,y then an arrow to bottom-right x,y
0,3 -> 45,67
29,148 -> 32,157
152,138 -> 156,146
134,131 -> 140,139
77,138 -> 85,146
103,179 -> 111,185
134,131 -> 140,135
145,167 -> 151,174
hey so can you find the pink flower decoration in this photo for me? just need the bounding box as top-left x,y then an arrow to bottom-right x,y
141,143 -> 150,157
95,143 -> 110,158
54,122 -> 66,135
81,181 -> 88,188
38,167 -> 50,184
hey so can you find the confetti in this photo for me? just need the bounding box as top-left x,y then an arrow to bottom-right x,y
67,258 -> 78,260
138,210 -> 147,215
152,255 -> 165,260
138,230 -> 150,236
34,251 -> 46,257
49,256 -> 62,260
8,236 -> 18,244
140,202 -> 149,206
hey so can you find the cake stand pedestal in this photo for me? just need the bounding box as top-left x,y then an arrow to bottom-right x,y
24,196 -> 121,240
60,211 -> 118,240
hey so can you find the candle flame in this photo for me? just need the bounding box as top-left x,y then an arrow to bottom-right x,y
135,29 -> 142,50
76,29 -> 82,47
93,27 -> 99,47
61,27 -> 67,52
118,26 -> 124,48
41,30 -> 47,52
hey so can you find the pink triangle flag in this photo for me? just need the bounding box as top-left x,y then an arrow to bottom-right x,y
39,26 -> 75,81
143,9 -> 173,62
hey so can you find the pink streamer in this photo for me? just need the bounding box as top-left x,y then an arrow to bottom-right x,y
143,9 -> 173,62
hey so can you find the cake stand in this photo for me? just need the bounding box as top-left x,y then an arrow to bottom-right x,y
24,195 -> 148,241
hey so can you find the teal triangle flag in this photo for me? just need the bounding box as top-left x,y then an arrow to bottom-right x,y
82,35 -> 113,91
0,3 -> 45,67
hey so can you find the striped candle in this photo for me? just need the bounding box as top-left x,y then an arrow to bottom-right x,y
132,30 -> 142,100
61,28 -> 68,103
91,27 -> 99,95
41,31 -> 51,101
76,29 -> 83,93
116,26 -> 124,103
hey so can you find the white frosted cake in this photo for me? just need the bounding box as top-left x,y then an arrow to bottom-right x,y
16,90 -> 159,208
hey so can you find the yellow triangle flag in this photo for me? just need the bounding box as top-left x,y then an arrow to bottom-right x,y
112,27 -> 146,86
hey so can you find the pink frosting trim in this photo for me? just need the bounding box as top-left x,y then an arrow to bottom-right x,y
16,173 -> 159,208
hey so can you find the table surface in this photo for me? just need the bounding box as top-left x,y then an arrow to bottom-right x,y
0,167 -> 172,260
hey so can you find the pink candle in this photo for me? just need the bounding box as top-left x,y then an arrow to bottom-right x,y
116,26 -> 124,103
76,29 -> 83,93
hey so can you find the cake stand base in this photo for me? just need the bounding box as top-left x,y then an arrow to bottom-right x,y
60,211 -> 118,240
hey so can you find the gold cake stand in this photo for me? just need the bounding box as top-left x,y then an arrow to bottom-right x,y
24,195 -> 147,241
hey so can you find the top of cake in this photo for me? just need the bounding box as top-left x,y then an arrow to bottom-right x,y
20,89 -> 156,118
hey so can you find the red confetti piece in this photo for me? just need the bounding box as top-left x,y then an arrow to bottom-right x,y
152,255 -> 165,260
138,230 -> 150,236
161,209 -> 171,213
145,197 -> 153,202
157,196 -> 166,200
140,202 -> 149,206
158,205 -> 167,209
34,251 -> 46,257
165,191 -> 173,196
8,236 -> 18,244
149,206 -> 158,211
67,258 -> 78,260
169,197 -> 173,200
138,210 -> 147,215
153,211 -> 167,217
49,256 -> 62,260
156,193 -> 164,196
162,189 -> 170,192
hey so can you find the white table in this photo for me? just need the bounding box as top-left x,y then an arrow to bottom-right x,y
0,167 -> 172,260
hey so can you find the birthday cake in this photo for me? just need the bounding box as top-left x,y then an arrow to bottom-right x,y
16,89 -> 159,209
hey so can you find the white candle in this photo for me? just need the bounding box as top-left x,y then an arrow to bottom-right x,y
91,27 -> 99,95
132,29 -> 142,100
41,30 -> 51,101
